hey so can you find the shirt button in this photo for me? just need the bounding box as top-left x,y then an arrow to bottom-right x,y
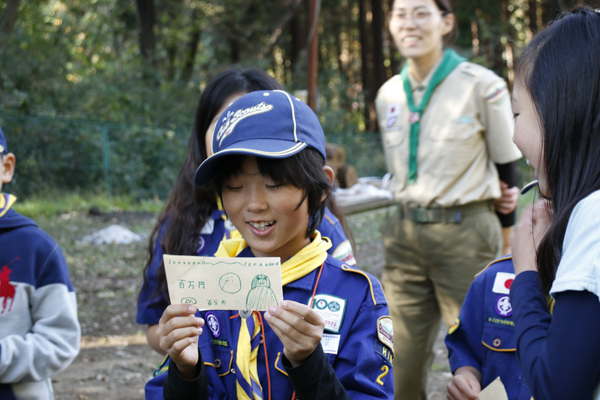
214,358 -> 222,369
260,334 -> 264,345
493,338 -> 502,347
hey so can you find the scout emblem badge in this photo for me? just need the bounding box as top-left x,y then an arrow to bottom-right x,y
495,295 -> 513,317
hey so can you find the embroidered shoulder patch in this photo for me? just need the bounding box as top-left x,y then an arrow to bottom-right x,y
332,241 -> 356,266
448,317 -> 460,335
484,81 -> 509,105
377,316 -> 394,356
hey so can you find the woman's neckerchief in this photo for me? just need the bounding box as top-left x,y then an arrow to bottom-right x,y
400,48 -> 467,183
0,193 -> 16,218
215,231 -> 332,399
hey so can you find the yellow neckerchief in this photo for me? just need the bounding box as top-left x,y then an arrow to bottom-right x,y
547,297 -> 555,315
0,193 -> 16,218
215,230 -> 332,286
215,231 -> 332,400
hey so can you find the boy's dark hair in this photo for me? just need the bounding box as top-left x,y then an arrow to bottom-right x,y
212,148 -> 332,237
515,7 -> 600,295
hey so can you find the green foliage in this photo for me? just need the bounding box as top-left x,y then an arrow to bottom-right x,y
0,0 -> 577,200
0,112 -> 188,198
12,190 -> 164,219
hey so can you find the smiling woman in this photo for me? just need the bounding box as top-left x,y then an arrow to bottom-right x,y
375,0 -> 523,398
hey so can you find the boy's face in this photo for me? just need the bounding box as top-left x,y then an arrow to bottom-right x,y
0,153 -> 16,192
221,156 -> 311,262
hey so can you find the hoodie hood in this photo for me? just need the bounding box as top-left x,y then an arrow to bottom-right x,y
0,194 -> 36,230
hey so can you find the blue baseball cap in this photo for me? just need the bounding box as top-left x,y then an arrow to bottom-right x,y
193,90 -> 326,186
0,125 -> 6,154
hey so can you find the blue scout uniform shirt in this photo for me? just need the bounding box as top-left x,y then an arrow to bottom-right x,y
144,247 -> 394,400
137,207 -> 354,326
445,256 -> 531,400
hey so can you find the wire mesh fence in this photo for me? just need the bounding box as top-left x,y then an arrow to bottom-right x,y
0,112 -> 389,199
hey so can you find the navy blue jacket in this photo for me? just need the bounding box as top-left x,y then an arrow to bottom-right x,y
145,247 -> 394,399
445,256 -> 531,400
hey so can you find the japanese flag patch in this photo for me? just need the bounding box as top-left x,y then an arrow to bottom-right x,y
492,272 -> 515,294
377,316 -> 394,356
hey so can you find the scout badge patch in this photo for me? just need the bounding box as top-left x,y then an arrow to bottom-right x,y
386,103 -> 400,128
377,316 -> 394,356
448,317 -> 460,335
310,294 -> 347,334
495,295 -> 513,317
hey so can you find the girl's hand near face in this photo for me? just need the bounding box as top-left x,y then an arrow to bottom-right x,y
265,300 -> 325,367
157,304 -> 204,379
511,200 -> 552,275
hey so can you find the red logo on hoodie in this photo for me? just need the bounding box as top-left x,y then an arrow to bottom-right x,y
0,257 -> 19,314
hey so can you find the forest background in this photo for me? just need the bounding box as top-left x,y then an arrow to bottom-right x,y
0,0 -> 596,200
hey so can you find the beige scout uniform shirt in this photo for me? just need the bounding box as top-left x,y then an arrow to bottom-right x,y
375,62 -> 522,208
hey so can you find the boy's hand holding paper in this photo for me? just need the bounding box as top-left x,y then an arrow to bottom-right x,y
163,255 -> 283,311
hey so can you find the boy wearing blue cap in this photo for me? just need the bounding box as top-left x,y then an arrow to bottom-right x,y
0,126 -> 80,399
144,90 -> 394,399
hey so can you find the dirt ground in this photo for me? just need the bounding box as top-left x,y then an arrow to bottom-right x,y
40,208 -> 451,400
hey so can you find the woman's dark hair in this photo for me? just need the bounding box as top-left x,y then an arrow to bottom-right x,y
515,7 -> 600,295
211,148 -> 334,238
140,68 -> 282,306
434,0 -> 457,45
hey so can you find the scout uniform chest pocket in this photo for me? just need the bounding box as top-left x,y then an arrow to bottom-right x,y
204,347 -> 234,377
482,325 -> 516,352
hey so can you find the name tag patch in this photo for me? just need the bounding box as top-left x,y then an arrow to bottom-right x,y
310,294 -> 347,334
321,334 -> 341,354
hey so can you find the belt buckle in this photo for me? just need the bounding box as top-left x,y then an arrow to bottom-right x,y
414,208 -> 429,223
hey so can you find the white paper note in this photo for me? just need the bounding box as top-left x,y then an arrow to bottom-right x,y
478,377 -> 509,400
163,255 -> 283,311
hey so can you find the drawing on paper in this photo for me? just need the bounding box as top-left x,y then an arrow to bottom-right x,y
219,273 -> 242,294
246,274 -> 278,310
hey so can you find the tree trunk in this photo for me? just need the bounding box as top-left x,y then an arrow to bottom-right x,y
259,0 -> 303,59
528,0 -> 538,34
181,8 -> 201,82
371,0 -> 385,91
501,0 -> 514,90
307,0 -> 319,111
388,0 -> 400,75
0,0 -> 21,37
359,0 -> 372,130
135,0 -> 157,65
290,2 -> 305,67
230,38 -> 240,64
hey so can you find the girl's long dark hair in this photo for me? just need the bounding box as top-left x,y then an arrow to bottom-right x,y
140,69 -> 282,306
516,7 -> 600,294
